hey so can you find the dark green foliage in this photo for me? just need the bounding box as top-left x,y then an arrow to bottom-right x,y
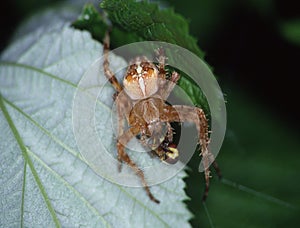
72,4 -> 108,42
100,0 -> 205,58
72,4 -> 143,47
177,75 -> 210,114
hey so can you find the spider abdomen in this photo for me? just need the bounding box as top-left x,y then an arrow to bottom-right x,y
129,97 -> 168,149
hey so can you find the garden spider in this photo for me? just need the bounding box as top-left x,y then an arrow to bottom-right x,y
103,32 -> 220,204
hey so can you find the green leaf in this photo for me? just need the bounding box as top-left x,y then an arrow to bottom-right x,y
177,76 -> 209,115
72,4 -> 108,42
0,10 -> 192,227
72,4 -> 144,48
100,0 -> 205,58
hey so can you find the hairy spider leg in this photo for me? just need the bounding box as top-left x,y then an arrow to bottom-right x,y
114,93 -> 133,172
103,31 -> 123,94
159,71 -> 180,100
155,47 -> 167,79
155,48 -> 181,100
117,127 -> 160,204
160,104 -> 214,201
212,157 -> 222,179
114,93 -> 132,133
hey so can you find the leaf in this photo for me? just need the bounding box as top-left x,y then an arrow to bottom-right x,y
100,0 -> 205,58
177,76 -> 210,115
72,4 -> 144,48
71,4 -> 108,42
0,10 -> 192,228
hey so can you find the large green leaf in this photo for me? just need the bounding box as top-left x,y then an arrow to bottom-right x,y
0,11 -> 191,227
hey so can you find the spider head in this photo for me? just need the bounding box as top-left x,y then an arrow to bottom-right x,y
123,57 -> 159,100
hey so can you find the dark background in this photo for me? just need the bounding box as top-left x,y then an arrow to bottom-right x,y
167,0 -> 300,132
1,0 -> 299,227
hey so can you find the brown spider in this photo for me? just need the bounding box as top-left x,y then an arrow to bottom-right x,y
102,32 -> 220,204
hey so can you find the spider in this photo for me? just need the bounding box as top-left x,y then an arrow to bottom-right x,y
102,32 -> 221,204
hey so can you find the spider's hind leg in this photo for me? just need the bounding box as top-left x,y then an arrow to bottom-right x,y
212,159 -> 222,179
160,104 -> 218,201
201,155 -> 222,200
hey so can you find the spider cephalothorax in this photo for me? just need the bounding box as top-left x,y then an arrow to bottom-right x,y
103,32 -> 220,204
123,57 -> 159,100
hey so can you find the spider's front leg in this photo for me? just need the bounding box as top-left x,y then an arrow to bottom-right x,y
114,96 -> 132,174
159,71 -> 180,100
114,92 -> 132,149
161,105 -> 218,201
103,31 -> 123,94
117,127 -> 160,204
155,48 -> 180,100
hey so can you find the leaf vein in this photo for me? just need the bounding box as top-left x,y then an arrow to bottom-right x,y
26,148 -> 112,228
0,94 -> 61,228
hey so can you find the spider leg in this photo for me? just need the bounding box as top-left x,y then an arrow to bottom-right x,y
103,31 -> 123,93
155,48 -> 181,100
160,104 -> 216,201
165,121 -> 174,142
114,94 -> 132,173
117,128 -> 160,204
115,92 -> 132,140
155,47 -> 167,80
159,71 -> 180,100
212,159 -> 222,179
201,154 -> 223,199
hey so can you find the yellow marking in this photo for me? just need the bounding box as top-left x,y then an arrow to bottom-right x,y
166,147 -> 179,159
